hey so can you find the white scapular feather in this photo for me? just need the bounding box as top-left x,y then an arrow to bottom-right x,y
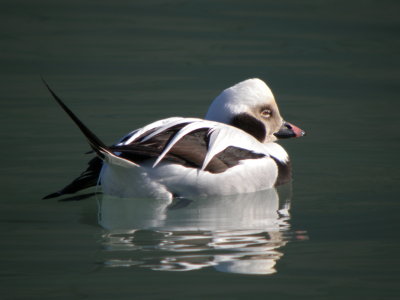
203,124 -> 274,169
140,118 -> 201,143
123,117 -> 184,145
152,121 -> 213,167
202,125 -> 238,170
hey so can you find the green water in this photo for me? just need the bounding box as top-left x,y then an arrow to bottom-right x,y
1,0 -> 399,299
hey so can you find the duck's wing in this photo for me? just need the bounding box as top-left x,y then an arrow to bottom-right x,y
111,121 -> 266,174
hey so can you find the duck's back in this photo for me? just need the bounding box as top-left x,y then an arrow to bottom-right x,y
100,117 -> 290,199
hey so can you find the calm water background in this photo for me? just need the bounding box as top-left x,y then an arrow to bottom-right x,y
1,0 -> 399,299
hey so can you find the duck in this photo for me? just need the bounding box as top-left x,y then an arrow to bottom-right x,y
43,78 -> 305,200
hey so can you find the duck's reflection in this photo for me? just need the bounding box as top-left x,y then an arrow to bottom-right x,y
98,185 -> 298,275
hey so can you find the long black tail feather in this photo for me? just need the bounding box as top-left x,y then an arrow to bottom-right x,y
42,79 -> 108,199
42,78 -> 109,159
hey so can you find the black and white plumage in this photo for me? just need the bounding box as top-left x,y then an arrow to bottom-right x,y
43,78 -> 305,200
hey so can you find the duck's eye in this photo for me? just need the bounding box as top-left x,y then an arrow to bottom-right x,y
261,109 -> 272,119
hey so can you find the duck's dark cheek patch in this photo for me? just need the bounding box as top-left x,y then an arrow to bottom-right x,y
230,113 -> 266,142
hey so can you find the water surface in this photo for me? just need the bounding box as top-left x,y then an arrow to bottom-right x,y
1,0 -> 399,299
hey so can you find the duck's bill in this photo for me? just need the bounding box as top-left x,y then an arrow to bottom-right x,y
274,122 -> 305,139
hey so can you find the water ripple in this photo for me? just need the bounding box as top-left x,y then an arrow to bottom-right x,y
97,185 -> 307,275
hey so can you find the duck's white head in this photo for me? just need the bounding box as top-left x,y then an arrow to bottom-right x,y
205,78 -> 305,143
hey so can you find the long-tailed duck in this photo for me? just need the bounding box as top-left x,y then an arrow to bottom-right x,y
43,78 -> 304,200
